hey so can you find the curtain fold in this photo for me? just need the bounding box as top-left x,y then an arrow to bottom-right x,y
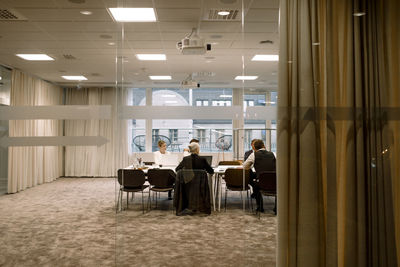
8,70 -> 63,193
278,0 -> 399,266
64,88 -> 128,177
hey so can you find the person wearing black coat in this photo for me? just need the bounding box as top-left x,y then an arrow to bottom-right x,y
176,143 -> 214,175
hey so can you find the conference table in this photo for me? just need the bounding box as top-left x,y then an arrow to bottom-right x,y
123,164 -> 246,212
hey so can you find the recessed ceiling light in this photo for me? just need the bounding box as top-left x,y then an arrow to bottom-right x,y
252,55 -> 279,61
80,10 -> 92,15
0,76 -> 2,80
108,42 -> 115,46
16,54 -> 54,61
149,76 -> 171,80
62,75 -> 88,80
353,12 -> 366,16
218,10 -> 230,16
108,8 -> 156,22
235,76 -> 258,80
136,54 -> 166,61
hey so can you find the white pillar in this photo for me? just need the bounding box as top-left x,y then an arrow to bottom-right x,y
232,88 -> 244,160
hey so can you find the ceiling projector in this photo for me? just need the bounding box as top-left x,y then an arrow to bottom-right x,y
176,28 -> 211,55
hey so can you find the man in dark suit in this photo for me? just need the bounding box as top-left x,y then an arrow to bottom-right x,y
243,139 -> 276,212
176,142 -> 214,174
244,139 -> 257,161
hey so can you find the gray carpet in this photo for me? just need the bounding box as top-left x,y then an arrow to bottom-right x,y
0,178 -> 276,267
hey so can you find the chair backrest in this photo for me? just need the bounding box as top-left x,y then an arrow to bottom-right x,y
258,171 -> 276,194
224,168 -> 250,188
218,160 -> 241,166
117,169 -> 146,188
147,169 -> 175,188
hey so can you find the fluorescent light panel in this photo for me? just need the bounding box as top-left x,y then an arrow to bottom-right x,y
219,95 -> 232,98
108,8 -> 156,22
136,54 -> 166,61
252,55 -> 279,61
218,11 -> 230,16
149,76 -> 171,80
16,54 -> 54,61
235,76 -> 258,80
62,76 -> 88,81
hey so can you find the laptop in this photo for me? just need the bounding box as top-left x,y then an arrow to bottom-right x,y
202,155 -> 213,166
159,154 -> 179,167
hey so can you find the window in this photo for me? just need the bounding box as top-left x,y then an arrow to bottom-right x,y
196,100 -> 209,106
212,100 -> 231,106
169,129 -> 178,142
244,100 -> 254,107
195,129 -> 206,143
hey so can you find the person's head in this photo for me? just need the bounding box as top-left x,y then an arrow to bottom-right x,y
253,139 -> 265,151
188,142 -> 200,154
250,139 -> 257,151
189,138 -> 199,143
158,140 -> 167,153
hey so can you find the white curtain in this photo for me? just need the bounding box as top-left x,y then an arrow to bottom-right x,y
64,88 -> 129,177
8,70 -> 63,193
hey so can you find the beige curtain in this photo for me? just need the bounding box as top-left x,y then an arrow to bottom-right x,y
8,70 -> 63,193
64,88 -> 128,177
278,0 -> 399,266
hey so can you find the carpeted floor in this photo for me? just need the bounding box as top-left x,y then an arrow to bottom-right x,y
0,178 -> 276,267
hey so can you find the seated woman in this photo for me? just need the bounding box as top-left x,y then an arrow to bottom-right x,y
153,140 -> 174,199
153,140 -> 170,166
176,142 -> 214,174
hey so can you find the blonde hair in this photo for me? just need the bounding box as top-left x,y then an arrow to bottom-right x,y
158,140 -> 166,147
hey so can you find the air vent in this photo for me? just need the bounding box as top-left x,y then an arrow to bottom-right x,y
204,9 -> 240,21
0,9 -> 27,21
63,54 -> 77,60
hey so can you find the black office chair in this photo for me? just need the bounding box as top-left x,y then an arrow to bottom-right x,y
174,170 -> 211,215
147,169 -> 176,210
223,168 -> 252,211
258,171 -> 277,217
117,169 -> 148,213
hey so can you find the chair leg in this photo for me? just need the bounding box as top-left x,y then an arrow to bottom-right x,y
131,192 -> 134,201
120,189 -> 123,211
224,189 -> 228,212
250,190 -> 253,211
142,191 -> 144,214
246,190 -> 250,211
126,192 -> 129,209
116,189 -> 121,212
